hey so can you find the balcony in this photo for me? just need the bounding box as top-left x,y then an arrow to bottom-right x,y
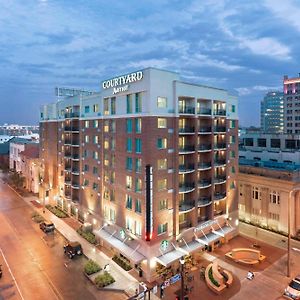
179,164 -> 195,174
179,126 -> 195,134
198,127 -> 212,134
179,201 -> 195,213
64,140 -> 72,146
65,193 -> 71,199
198,144 -> 212,152
71,183 -> 80,189
72,154 -> 80,161
198,197 -> 212,207
214,160 -> 226,167
71,168 -> 80,175
65,112 -> 80,119
214,143 -> 227,150
214,192 -> 226,201
213,109 -> 226,116
64,165 -> 72,172
214,176 -> 226,185
198,108 -> 212,115
178,107 -> 195,114
198,162 -> 212,170
179,183 -> 195,194
178,145 -> 195,154
64,152 -> 72,158
64,179 -> 71,185
214,126 -> 226,133
72,141 -> 80,147
198,179 -> 212,189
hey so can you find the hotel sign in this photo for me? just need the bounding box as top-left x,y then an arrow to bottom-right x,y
102,71 -> 143,95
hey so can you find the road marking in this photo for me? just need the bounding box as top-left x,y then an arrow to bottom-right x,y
0,247 -> 25,300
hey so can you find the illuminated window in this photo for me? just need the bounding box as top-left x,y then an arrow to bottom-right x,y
269,191 -> 280,204
157,138 -> 167,149
158,223 -> 167,234
159,199 -> 168,210
126,195 -> 132,209
85,120 -> 89,128
157,96 -> 167,108
158,118 -> 167,128
92,151 -> 98,159
104,153 -> 109,166
93,104 -> 99,113
84,135 -> 89,143
135,158 -> 142,173
104,138 -> 109,150
104,98 -> 109,115
135,178 -> 142,192
126,176 -> 132,189
104,120 -> 109,132
157,158 -> 167,170
158,179 -> 167,190
93,136 -> 98,144
93,120 -> 98,128
135,118 -> 142,133
135,199 -> 142,213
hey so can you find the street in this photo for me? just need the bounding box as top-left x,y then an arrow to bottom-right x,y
0,179 -> 126,300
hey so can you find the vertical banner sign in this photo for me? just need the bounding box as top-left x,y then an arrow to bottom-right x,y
145,165 -> 153,241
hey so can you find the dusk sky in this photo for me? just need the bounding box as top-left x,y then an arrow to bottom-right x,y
1,0 -> 300,126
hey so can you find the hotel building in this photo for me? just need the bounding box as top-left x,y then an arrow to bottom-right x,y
40,68 -> 238,282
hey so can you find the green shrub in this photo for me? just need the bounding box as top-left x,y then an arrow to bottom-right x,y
77,227 -> 97,244
208,267 -> 220,287
46,205 -> 67,218
94,271 -> 115,288
31,211 -> 45,223
84,260 -> 102,275
112,255 -> 132,271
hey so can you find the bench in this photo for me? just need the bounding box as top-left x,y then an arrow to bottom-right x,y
225,248 -> 266,265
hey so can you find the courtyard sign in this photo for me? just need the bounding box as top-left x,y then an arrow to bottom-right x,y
102,71 -> 143,91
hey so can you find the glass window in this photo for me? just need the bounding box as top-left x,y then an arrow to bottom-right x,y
159,199 -> 168,210
135,138 -> 142,153
158,118 -> 167,128
83,149 -> 88,158
126,119 -> 132,133
84,106 -> 90,113
135,178 -> 142,192
104,120 -> 109,132
93,120 -> 98,128
104,98 -> 109,115
93,104 -> 99,113
157,158 -> 167,170
126,176 -> 132,189
83,179 -> 89,186
135,221 -> 142,236
269,190 -> 280,204
257,138 -> 266,147
126,195 -> 132,209
230,151 -> 235,158
135,199 -> 142,213
135,118 -> 142,133
85,120 -> 89,128
157,96 -> 167,108
231,105 -> 235,113
104,153 -> 109,166
111,97 -> 116,115
126,157 -> 133,171
135,93 -> 142,113
230,120 -> 236,128
158,223 -> 167,234
230,135 -> 236,144
85,135 -> 89,143
93,166 -> 98,175
84,164 -> 89,172
231,166 -> 235,173
127,138 -> 132,152
252,187 -> 261,200
135,158 -> 142,173
271,139 -> 281,148
93,182 -> 98,191
126,94 -> 132,114
93,151 -> 98,159
157,138 -> 167,149
158,179 -> 167,190
109,208 -> 116,223
93,136 -> 98,144
111,138 -> 115,150
104,138 -> 109,149
111,120 -> 116,133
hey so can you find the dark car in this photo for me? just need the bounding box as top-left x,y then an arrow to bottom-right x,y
39,221 -> 55,233
64,241 -> 83,259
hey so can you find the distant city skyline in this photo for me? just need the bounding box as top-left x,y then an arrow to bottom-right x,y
1,0 -> 300,126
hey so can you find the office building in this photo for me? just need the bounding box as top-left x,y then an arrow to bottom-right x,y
40,68 -> 238,281
260,91 -> 283,133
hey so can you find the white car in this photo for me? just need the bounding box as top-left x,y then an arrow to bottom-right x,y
284,275 -> 300,299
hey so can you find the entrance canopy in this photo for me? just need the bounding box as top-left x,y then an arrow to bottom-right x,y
156,248 -> 185,267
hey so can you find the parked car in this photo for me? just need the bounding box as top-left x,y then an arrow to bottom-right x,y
39,221 -> 55,233
284,275 -> 300,299
63,241 -> 83,259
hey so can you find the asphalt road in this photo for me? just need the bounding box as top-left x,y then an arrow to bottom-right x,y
0,178 -> 126,300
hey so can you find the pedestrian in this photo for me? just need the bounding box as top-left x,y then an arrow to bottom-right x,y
160,284 -> 164,298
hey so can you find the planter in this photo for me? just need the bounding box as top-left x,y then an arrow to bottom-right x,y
112,255 -> 132,271
46,205 -> 68,218
77,227 -> 97,244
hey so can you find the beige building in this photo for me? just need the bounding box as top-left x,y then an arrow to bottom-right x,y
238,163 -> 300,237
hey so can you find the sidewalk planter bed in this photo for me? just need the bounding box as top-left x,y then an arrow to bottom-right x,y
84,260 -> 102,275
208,267 -> 220,287
112,255 -> 132,271
77,227 -> 97,244
46,205 -> 68,218
31,211 -> 45,223
94,271 -> 115,288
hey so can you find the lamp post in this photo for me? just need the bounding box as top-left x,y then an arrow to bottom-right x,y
179,258 -> 185,300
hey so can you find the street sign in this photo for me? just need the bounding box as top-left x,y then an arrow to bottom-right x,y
170,273 -> 181,284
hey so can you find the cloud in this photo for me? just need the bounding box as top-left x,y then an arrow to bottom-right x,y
235,85 -> 282,96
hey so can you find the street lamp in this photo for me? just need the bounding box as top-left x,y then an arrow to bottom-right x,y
287,187 -> 300,277
179,258 -> 185,300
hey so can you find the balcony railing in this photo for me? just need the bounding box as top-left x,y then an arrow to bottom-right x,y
198,144 -> 211,152
214,176 -> 226,184
214,126 -> 226,132
198,197 -> 212,207
214,192 -> 226,200
178,145 -> 195,153
214,143 -> 226,150
179,183 -> 195,193
71,168 -> 80,175
64,152 -> 72,158
64,140 -> 72,145
198,162 -> 211,170
179,164 -> 195,173
198,179 -> 211,188
213,109 -> 226,116
65,194 -> 71,199
71,183 -> 80,189
198,108 -> 211,115
179,201 -> 195,212
72,154 -> 80,160
198,126 -> 212,133
214,160 -> 226,166
64,126 -> 80,132
72,141 -> 80,146
65,112 -> 80,118
65,165 -> 72,171
179,126 -> 195,134
178,107 -> 195,114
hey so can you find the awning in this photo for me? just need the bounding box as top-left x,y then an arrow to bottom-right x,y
156,248 -> 185,267
213,225 -> 236,237
196,232 -> 220,245
94,228 -> 145,264
180,239 -> 205,254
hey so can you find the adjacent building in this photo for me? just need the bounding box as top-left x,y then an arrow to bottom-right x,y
0,124 -> 39,136
260,91 -> 283,133
40,68 -> 238,281
284,74 -> 300,134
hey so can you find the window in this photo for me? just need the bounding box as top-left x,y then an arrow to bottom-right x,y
135,199 -> 142,213
93,167 -> 98,175
85,135 -> 89,143
158,118 -> 167,128
157,96 -> 167,108
93,136 -> 98,144
84,149 -> 89,158
84,106 -> 90,113
104,98 -> 109,115
111,120 -> 116,133
159,199 -> 168,210
244,138 -> 253,146
252,187 -> 261,200
85,120 -> 89,128
84,164 -> 89,172
135,221 -> 142,236
158,179 -> 167,190
126,119 -> 132,133
157,138 -> 167,149
83,179 -> 89,186
231,105 -> 235,113
135,158 -> 142,173
135,138 -> 142,153
111,138 -> 115,150
271,139 -> 281,148
135,118 -> 142,133
269,190 -> 280,205
257,138 -> 266,147
268,212 -> 279,221
157,158 -> 167,170
135,93 -> 142,113
92,182 -> 98,191
93,104 -> 99,113
93,151 -> 98,159
111,97 -> 116,115
126,94 -> 132,113
230,135 -> 236,144
104,120 -> 109,132
126,195 -> 132,209
126,157 -> 133,171
126,176 -> 132,189
230,151 -> 235,158
135,178 -> 142,192
127,138 -> 132,152
231,166 -> 235,173
158,223 -> 167,235
93,120 -> 98,128
230,120 -> 236,128
104,153 -> 109,166
104,138 -> 109,149
126,216 -> 134,232
230,182 -> 235,189
109,208 -> 116,223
